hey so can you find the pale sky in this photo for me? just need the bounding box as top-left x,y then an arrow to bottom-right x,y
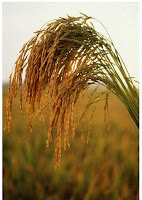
2,2 -> 139,83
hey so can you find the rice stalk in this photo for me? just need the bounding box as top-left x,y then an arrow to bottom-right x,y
5,14 -> 139,169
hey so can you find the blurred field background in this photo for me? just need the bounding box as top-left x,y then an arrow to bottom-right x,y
3,85 -> 139,200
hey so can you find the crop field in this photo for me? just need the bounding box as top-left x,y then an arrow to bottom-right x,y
3,86 -> 138,200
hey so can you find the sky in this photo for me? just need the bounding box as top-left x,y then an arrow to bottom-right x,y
2,2 -> 139,83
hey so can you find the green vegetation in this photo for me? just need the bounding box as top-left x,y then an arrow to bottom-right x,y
3,87 -> 138,200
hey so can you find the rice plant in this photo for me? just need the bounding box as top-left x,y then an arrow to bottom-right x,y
5,14 -> 139,169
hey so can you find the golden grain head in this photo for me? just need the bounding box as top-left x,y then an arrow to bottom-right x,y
5,14 -> 139,169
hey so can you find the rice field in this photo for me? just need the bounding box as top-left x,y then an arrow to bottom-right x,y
3,86 -> 139,200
